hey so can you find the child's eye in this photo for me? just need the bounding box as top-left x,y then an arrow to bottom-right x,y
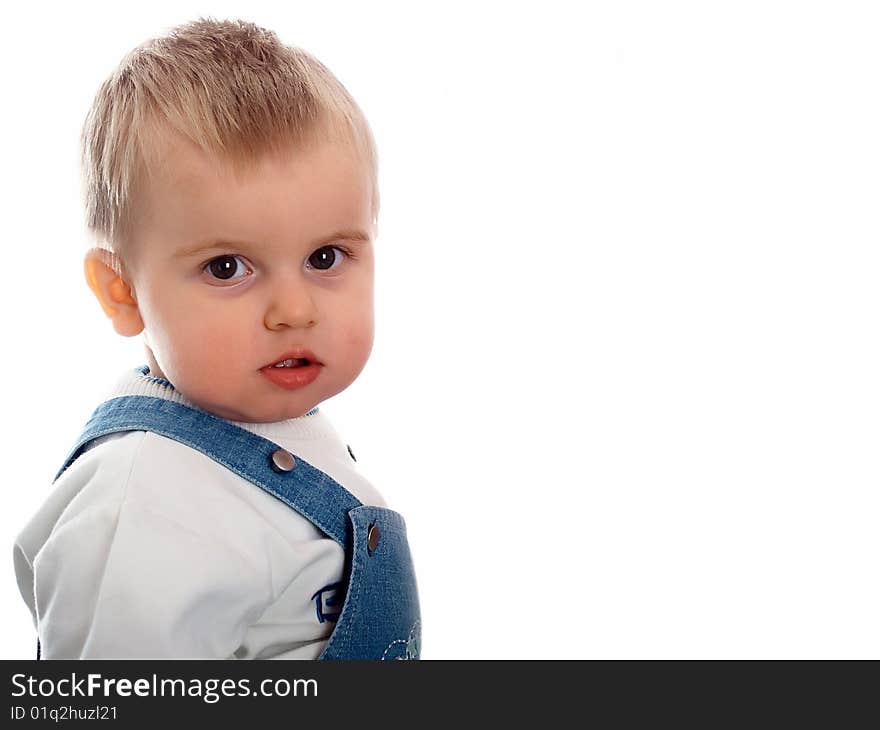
305,245 -> 352,272
203,254 -> 252,283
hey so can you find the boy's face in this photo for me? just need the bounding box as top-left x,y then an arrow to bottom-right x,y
124,132 -> 376,422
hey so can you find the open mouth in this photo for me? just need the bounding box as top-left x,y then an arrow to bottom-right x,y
260,351 -> 322,390
271,358 -> 311,368
262,348 -> 321,370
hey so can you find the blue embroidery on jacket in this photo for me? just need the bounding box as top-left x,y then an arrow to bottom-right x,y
311,582 -> 344,623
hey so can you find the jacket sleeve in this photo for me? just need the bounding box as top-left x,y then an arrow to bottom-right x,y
31,432 -> 273,659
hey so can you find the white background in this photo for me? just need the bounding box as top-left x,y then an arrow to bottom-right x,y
1,0 -> 878,659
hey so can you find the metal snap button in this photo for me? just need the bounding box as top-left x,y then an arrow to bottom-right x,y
367,524 -> 380,554
270,448 -> 296,473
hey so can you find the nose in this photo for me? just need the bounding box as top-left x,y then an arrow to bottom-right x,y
263,275 -> 318,331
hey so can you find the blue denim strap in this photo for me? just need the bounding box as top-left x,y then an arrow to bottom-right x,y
54,395 -> 361,548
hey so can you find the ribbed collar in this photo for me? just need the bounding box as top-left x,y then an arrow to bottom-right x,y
105,366 -> 338,443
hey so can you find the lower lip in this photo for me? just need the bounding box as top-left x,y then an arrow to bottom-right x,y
259,363 -> 322,389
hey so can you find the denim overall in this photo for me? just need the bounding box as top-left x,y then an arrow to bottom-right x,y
37,393 -> 421,660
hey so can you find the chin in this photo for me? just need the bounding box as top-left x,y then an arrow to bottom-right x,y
257,402 -> 318,423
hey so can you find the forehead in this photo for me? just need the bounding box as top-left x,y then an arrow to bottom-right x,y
132,129 -> 374,253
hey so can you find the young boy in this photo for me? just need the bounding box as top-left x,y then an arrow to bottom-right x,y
12,18 -> 420,660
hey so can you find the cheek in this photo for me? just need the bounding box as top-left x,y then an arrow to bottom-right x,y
142,295 -> 244,368
349,324 -> 374,361
349,297 -> 374,347
328,296 -> 374,369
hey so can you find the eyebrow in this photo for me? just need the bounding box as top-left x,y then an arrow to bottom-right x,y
174,229 -> 372,259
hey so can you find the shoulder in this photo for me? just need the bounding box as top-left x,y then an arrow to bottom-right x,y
80,431 -> 334,553
15,431 -> 148,566
17,429 -> 314,577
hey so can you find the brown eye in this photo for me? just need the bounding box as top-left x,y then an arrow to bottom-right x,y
205,255 -> 249,281
306,246 -> 345,271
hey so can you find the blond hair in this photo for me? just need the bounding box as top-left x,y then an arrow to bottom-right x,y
82,18 -> 378,271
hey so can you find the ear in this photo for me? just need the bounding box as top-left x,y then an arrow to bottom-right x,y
84,249 -> 144,337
